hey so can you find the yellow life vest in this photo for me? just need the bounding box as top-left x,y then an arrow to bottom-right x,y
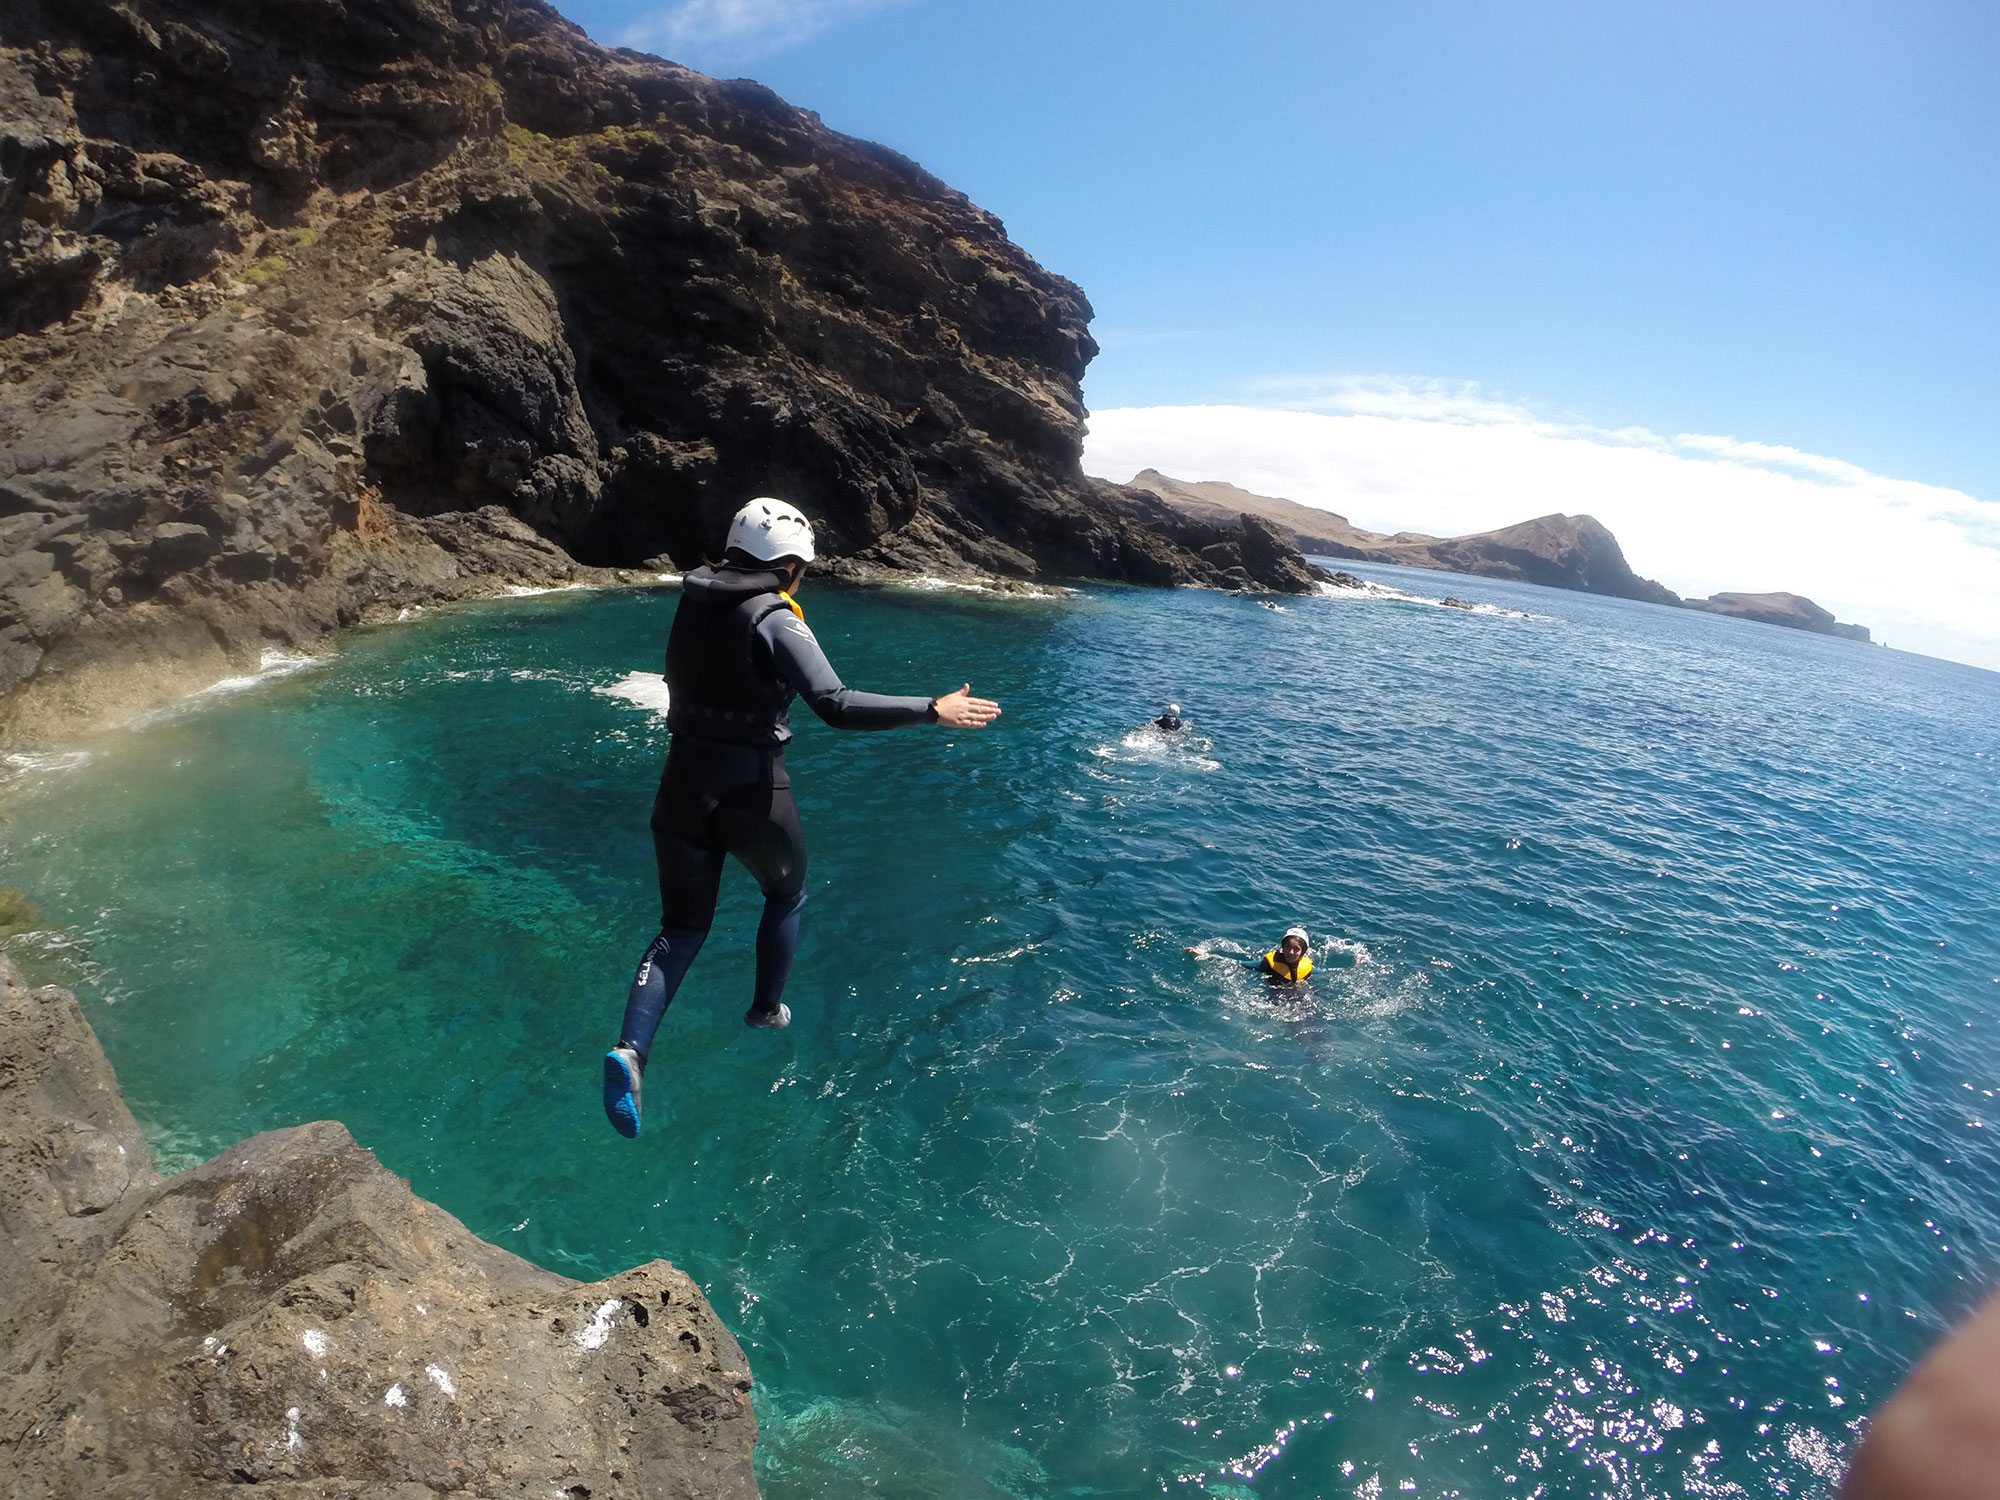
1263,950 -> 1313,983
777,590 -> 804,622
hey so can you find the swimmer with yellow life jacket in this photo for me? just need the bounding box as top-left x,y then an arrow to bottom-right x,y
1184,925 -> 1318,985
1260,927 -> 1314,982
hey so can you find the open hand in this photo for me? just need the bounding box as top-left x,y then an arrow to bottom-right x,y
934,684 -> 1001,729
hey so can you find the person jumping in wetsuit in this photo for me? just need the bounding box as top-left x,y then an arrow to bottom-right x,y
603,497 -> 1001,1137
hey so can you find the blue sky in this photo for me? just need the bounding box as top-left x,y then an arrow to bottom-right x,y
548,0 -> 2000,666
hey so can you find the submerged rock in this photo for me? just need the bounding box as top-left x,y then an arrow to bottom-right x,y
0,952 -> 759,1498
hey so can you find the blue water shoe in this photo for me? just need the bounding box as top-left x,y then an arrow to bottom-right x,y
603,1045 -> 644,1138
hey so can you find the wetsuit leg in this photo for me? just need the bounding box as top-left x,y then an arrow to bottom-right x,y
618,769 -> 729,1058
708,782 -> 808,1016
752,887 -> 806,1016
619,923 -> 707,1059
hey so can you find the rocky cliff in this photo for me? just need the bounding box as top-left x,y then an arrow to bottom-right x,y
0,0 -> 1328,747
1365,513 -> 1681,605
0,950 -> 759,1498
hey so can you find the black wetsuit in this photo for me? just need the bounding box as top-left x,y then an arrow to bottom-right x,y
618,566 -> 936,1055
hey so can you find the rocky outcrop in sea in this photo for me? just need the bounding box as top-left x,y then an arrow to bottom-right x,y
1123,471 -> 1678,604
0,950 -> 759,1498
1681,590 -> 1871,642
1126,469 -> 1875,637
0,0 -> 1329,747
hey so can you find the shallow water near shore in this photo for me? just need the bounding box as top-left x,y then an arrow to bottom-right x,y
5,562 -> 1999,1498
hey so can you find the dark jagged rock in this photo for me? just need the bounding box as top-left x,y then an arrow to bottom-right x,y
0,0 -> 1245,747
0,951 -> 759,1498
1684,591 -> 1871,642
1089,481 -> 1334,594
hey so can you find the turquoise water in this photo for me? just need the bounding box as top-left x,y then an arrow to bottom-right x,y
4,563 -> 1998,1498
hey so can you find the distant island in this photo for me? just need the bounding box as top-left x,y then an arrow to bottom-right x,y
1124,470 -> 1874,643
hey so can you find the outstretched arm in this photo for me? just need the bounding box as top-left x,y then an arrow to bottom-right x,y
761,613 -> 1000,731
1184,946 -> 1267,971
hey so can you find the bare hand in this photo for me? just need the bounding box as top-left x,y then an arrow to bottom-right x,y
933,684 -> 1000,729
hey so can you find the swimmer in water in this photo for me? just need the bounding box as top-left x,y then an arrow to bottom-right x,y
1185,925 -> 1317,985
1154,703 -> 1184,732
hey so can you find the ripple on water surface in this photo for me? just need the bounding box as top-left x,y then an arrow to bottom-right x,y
2,565 -> 1998,1498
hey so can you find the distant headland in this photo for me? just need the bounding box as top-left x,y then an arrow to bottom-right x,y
1124,470 -> 1875,643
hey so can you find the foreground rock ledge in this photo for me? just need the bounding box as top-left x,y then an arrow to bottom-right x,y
0,952 -> 758,1499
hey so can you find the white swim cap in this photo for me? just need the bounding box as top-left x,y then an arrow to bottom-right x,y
1283,926 -> 1310,948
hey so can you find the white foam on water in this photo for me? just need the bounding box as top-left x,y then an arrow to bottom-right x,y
500,582 -> 591,597
1090,724 -> 1221,772
593,671 -> 673,718
894,574 -> 1068,599
1,750 -> 93,785
196,649 -> 324,698
1317,575 -> 1543,620
955,942 -> 1044,966
1322,937 -> 1373,966
123,649 -> 328,731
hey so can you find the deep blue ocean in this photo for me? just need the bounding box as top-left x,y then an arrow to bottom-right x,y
4,561 -> 1998,1498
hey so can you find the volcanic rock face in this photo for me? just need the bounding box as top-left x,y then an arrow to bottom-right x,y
1098,480 -> 1332,594
0,951 -> 759,1498
0,0 -> 1314,745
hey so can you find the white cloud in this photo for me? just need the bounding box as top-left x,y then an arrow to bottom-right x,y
1082,380 -> 2000,672
617,0 -> 914,68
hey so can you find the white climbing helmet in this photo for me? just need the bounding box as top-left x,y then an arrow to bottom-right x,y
725,496 -> 816,564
